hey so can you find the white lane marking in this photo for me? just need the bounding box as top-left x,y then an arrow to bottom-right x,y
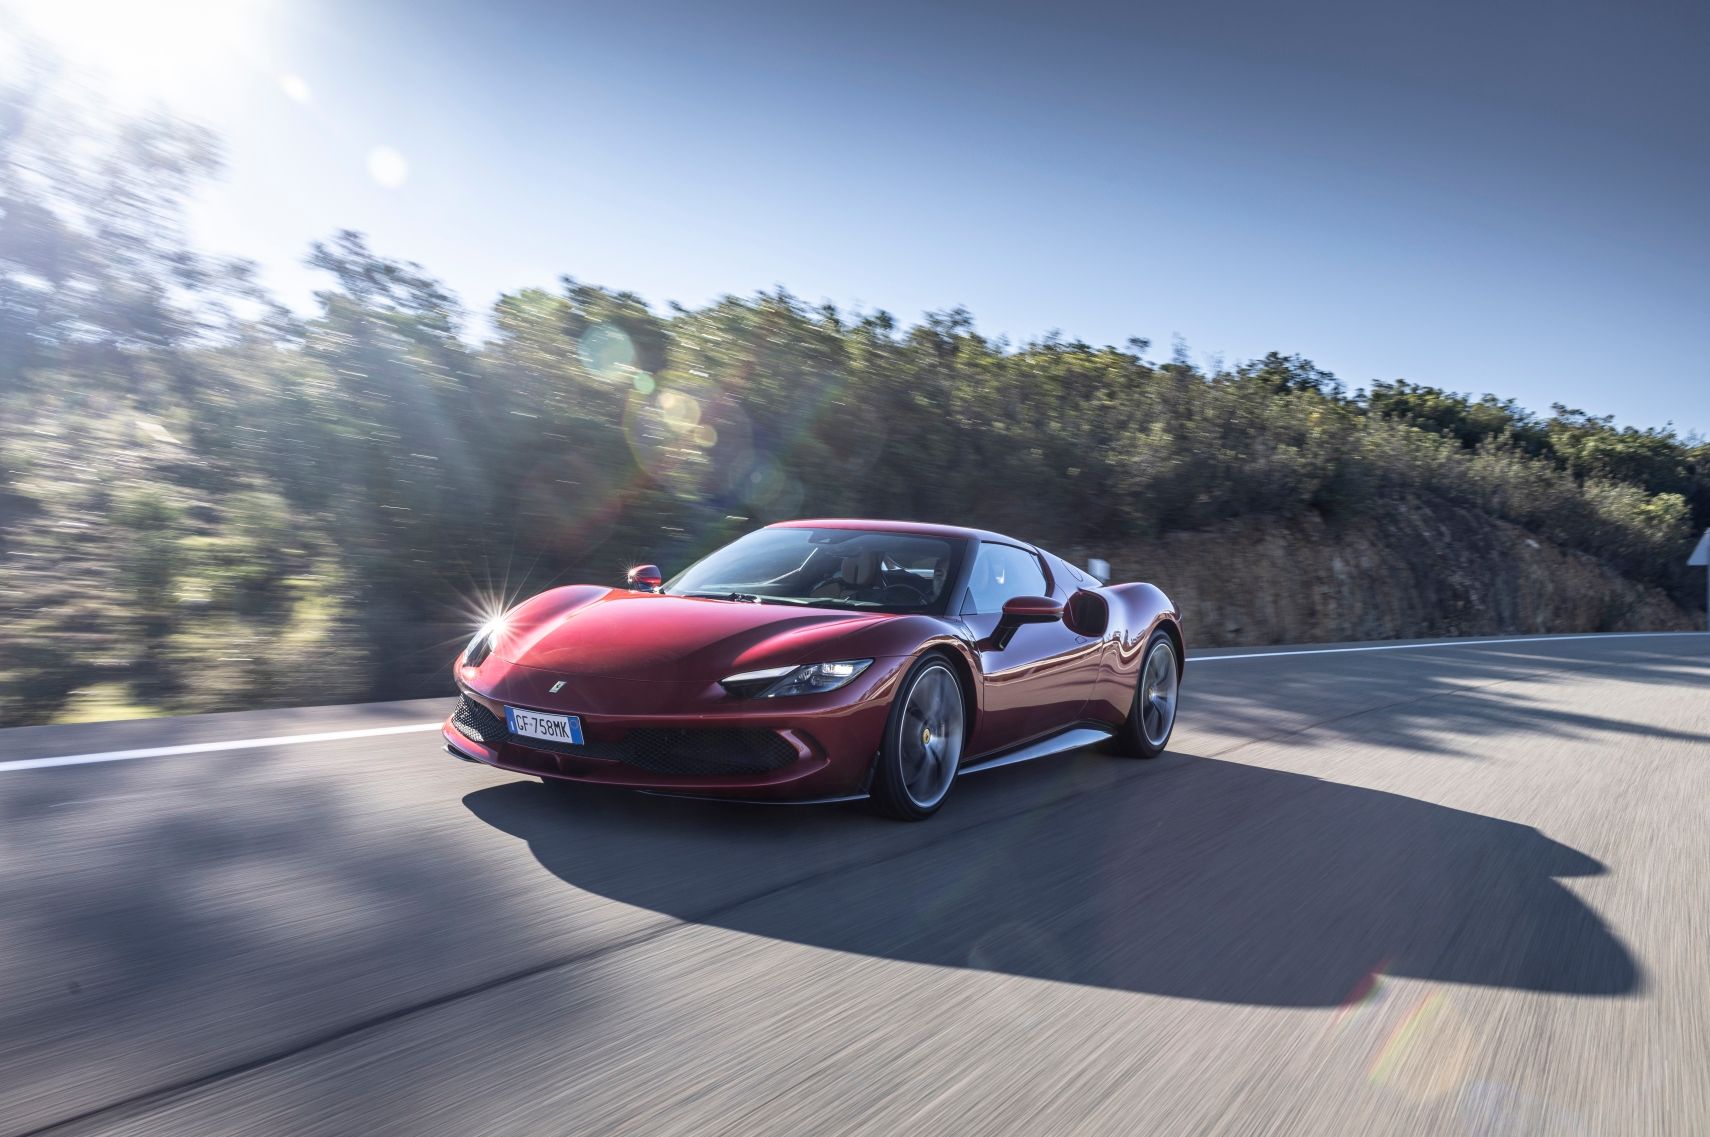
5,632 -> 1703,773
0,722 -> 442,773
1194,631 -> 1707,662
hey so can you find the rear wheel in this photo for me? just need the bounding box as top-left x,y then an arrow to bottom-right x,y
1112,630 -> 1178,758
869,655 -> 966,821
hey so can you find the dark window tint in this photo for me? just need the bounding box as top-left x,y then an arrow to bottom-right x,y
664,527 -> 964,614
964,543 -> 1048,613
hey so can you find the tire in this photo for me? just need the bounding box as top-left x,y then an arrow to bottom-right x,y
869,654 -> 967,821
1111,630 -> 1179,759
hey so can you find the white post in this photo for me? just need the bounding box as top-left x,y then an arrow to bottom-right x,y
1689,528 -> 1710,632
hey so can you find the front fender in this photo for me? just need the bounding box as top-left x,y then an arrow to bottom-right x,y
1087,582 -> 1184,721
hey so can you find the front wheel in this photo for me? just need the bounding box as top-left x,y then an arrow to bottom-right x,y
1111,631 -> 1179,758
869,655 -> 966,821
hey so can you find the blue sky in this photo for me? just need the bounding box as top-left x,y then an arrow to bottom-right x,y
12,0 -> 1708,433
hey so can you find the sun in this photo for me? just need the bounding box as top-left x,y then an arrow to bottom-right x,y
1,0 -> 272,112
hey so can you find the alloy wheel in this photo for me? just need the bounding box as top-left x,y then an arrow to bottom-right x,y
1140,639 -> 1178,748
898,663 -> 964,808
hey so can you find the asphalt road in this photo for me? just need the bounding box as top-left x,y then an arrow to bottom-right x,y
2,632 -> 1708,1136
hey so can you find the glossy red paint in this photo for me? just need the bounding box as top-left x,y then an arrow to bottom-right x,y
443,518 -> 1184,803
1000,595 -> 1065,622
491,589 -> 917,681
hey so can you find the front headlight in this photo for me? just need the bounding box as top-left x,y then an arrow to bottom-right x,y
461,618 -> 503,669
721,659 -> 873,698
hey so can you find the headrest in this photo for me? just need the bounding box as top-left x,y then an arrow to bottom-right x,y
841,548 -> 880,588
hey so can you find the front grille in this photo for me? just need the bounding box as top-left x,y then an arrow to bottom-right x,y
454,696 -> 798,776
452,696 -> 506,745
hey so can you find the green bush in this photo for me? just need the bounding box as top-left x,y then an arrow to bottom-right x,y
0,60 -> 1704,718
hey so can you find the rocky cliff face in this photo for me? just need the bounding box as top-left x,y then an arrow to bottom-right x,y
1091,499 -> 1695,648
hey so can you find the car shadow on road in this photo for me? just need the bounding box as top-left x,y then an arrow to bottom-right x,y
463,754 -> 1641,1006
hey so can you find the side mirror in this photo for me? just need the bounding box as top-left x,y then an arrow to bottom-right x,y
627,564 -> 663,592
992,594 -> 1063,649
1002,595 -> 1065,623
1064,589 -> 1109,637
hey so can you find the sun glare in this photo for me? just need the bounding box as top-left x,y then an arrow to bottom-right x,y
367,145 -> 410,189
2,0 -> 270,111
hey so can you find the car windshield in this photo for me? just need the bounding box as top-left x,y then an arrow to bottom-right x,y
664,528 -> 964,614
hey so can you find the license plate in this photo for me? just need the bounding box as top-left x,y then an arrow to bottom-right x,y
505,706 -> 583,745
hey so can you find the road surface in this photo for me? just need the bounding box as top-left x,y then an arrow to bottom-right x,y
1,633 -> 1707,1136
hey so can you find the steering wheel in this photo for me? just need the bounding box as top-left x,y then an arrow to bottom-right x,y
880,578 -> 933,605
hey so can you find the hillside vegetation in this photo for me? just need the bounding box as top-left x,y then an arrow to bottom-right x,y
1,66 -> 1705,724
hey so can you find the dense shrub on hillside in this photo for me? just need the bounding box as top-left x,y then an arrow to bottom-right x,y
1,62 -> 1705,722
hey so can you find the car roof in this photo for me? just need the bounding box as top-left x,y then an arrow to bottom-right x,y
768,518 -> 1033,547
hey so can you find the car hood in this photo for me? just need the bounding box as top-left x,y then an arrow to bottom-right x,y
495,589 -> 905,681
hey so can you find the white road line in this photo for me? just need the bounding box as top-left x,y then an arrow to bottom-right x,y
0,722 -> 443,773
3,632 -> 1703,773
1193,630 -> 1706,662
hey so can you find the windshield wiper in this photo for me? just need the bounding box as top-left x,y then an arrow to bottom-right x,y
676,591 -> 794,604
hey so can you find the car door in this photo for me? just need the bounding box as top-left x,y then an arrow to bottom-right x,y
960,541 -> 1098,752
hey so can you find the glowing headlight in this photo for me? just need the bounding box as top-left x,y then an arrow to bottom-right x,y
720,659 -> 873,698
461,618 -> 503,669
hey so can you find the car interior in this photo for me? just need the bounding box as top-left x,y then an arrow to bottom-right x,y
666,529 -> 959,610
800,542 -> 948,607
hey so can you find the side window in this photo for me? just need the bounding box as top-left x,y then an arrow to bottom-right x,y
963,543 -> 1049,614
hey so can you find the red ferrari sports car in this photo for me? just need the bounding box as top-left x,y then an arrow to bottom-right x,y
443,519 -> 1184,819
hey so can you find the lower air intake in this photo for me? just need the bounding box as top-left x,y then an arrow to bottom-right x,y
593,728 -> 801,776
454,696 -> 799,776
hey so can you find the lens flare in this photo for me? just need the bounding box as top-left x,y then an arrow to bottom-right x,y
368,146 -> 409,189
740,458 -> 803,518
623,379 -> 756,503
1368,991 -> 1475,1102
577,322 -> 637,382
1327,957 -> 1394,1037
657,389 -> 702,431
